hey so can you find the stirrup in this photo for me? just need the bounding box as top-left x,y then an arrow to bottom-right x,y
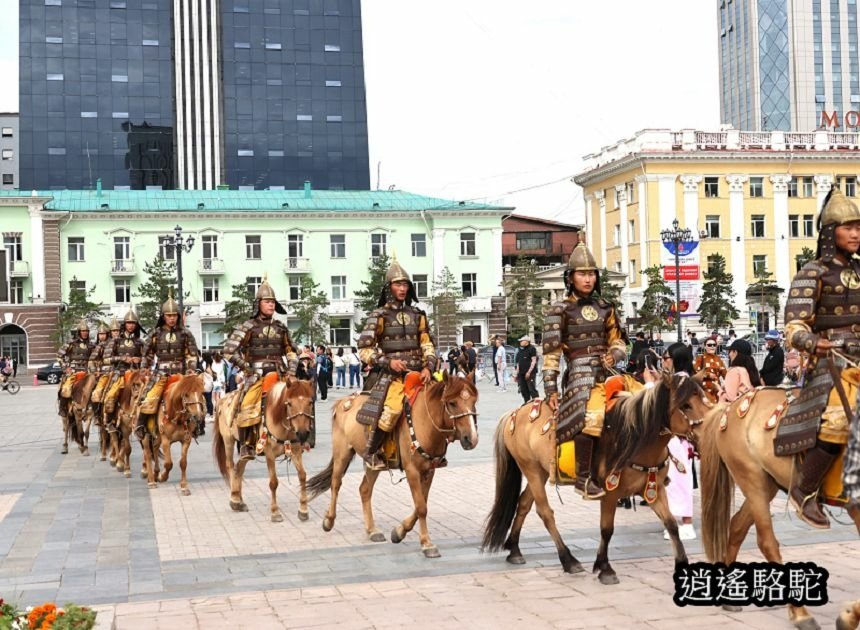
575,477 -> 606,500
363,453 -> 386,471
239,445 -> 256,461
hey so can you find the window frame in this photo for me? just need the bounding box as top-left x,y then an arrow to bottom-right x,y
67,236 -> 85,261
789,214 -> 800,238
803,214 -> 815,237
246,276 -> 262,298
203,277 -> 220,303
752,254 -> 768,276
330,234 -> 346,258
331,275 -> 347,300
460,232 -> 477,257
751,214 -> 766,238
413,273 -> 429,299
245,235 -> 262,260
704,176 -> 720,197
411,233 -> 427,257
705,215 -> 721,238
158,235 -> 175,261
461,272 -> 477,297
201,234 -> 218,260
371,233 -> 387,258
3,235 -> 23,261
749,177 -> 764,198
114,279 -> 131,304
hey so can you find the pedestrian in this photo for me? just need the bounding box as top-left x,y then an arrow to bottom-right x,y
348,346 -> 361,389
447,346 -> 460,375
316,345 -> 331,400
11,356 -> 17,377
201,352 -> 214,417
514,335 -> 538,404
494,337 -> 508,392
491,336 -> 499,386
210,351 -> 225,408
630,331 -> 649,364
334,347 -> 346,389
464,341 -> 477,380
759,329 -> 785,386
719,339 -> 762,402
693,336 -> 726,403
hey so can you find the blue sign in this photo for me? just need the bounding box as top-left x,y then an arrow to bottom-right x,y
662,241 -> 700,256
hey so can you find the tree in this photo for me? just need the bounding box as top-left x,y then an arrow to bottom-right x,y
353,254 -> 390,332
748,267 -> 784,330
429,266 -> 462,350
697,253 -> 739,331
291,276 -> 330,345
795,246 -> 815,271
218,281 -> 256,336
132,255 -> 187,330
504,256 -> 547,340
54,283 -> 105,345
637,265 -> 675,333
598,268 -> 624,320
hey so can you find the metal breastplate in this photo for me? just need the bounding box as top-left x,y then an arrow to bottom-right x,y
563,300 -> 612,353
815,262 -> 860,336
115,335 -> 143,367
68,341 -> 92,369
246,318 -> 287,364
153,327 -> 186,366
379,306 -> 424,370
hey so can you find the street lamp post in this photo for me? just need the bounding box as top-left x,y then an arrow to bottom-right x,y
163,225 -> 195,320
660,218 -> 693,343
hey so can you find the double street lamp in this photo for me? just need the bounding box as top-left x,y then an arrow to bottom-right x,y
162,225 -> 195,320
660,218 -> 693,343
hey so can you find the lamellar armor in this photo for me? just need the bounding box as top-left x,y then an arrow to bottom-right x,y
58,337 -> 94,370
88,333 -> 113,373
111,333 -> 145,370
223,317 -> 297,376
141,327 -> 198,374
357,305 -> 437,374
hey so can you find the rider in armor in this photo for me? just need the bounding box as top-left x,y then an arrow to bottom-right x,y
542,243 -> 627,499
222,277 -> 299,461
782,186 -> 860,529
357,256 -> 437,469
104,309 -> 144,422
58,319 -> 94,398
88,323 -> 113,410
135,292 -> 200,439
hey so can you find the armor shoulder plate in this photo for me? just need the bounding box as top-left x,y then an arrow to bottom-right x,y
785,261 -> 825,323
542,301 -> 566,354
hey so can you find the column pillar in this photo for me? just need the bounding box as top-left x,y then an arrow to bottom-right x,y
727,174 -> 748,314
594,190 -> 607,267
584,194 -> 594,253
656,174 -> 677,232
616,184 -> 629,286
27,204 -> 46,303
635,175 -> 649,274
770,174 -> 792,301
814,174 -> 833,210
431,228 -> 446,282
679,175 -> 702,232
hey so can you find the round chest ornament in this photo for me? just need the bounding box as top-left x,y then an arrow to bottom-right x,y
581,305 -> 599,321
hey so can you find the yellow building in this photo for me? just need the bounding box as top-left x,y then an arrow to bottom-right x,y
572,128 -> 860,332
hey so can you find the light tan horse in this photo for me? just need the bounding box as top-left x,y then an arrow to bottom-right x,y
482,373 -> 712,582
699,389 -> 860,630
306,373 -> 479,558
109,370 -> 144,477
59,372 -> 97,456
213,377 -> 315,522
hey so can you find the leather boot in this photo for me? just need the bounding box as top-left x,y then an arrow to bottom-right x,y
573,434 -> 605,499
363,423 -> 388,470
239,427 -> 256,462
789,445 -> 838,529
133,411 -> 146,440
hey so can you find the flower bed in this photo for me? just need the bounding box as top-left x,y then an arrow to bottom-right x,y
0,599 -> 96,630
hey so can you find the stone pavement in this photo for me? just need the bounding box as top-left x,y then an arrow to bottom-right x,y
0,381 -> 857,629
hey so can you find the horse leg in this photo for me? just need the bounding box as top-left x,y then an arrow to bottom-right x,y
159,432 -> 173,483
61,406 -> 69,454
517,468 -> 580,573
503,485 -> 535,565
229,440 -> 249,512
322,451 -> 351,532
121,431 -> 131,477
391,469 -> 436,545
291,445 -> 309,521
266,450 -> 283,522
399,464 -> 440,557
359,469 -> 385,542
178,436 -> 191,496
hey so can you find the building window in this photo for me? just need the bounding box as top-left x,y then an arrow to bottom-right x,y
3,235 -> 22,260
613,224 -> 620,246
626,181 -> 636,204
629,259 -> 636,278
705,215 -> 721,238
245,235 -> 261,259
246,276 -> 262,297
615,261 -> 622,273
841,176 -> 857,196
114,280 -> 131,304
707,254 -> 720,275
330,234 -> 345,258
203,278 -> 219,303
329,318 -> 351,346
331,276 -> 347,300
326,80 -> 342,87
69,279 -> 86,294
788,177 -> 798,198
613,188 -> 620,208
411,233 -> 427,257
1,174 -> 11,186
413,274 -> 428,299
67,236 -> 84,261
371,233 -> 387,258
704,176 -> 720,197
1,149 -> 12,160
46,73 -> 64,81
460,232 -> 476,256
751,215 -> 765,238
288,234 -> 304,259
324,44 -> 341,52
515,232 -> 548,250
803,176 -> 814,197
10,279 -> 23,304
749,177 -> 764,198
803,214 -> 815,237
1,127 -> 12,137
628,220 -> 636,243
158,236 -> 175,260
288,276 -> 301,301
112,236 -> 130,261
789,215 -> 799,238
461,273 -> 477,297
752,255 -> 767,275
201,234 -> 218,261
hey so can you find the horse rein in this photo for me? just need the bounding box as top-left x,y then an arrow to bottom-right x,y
264,397 -> 314,447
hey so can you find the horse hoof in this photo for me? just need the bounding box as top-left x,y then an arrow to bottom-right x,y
82,448 -> 89,456
230,501 -> 249,512
421,545 -> 441,559
721,605 -> 743,613
297,510 -> 309,522
147,482 -> 157,490
140,471 -> 147,480
123,471 -> 131,478
271,512 -> 284,523
322,517 -> 334,532
794,618 -> 820,630
505,553 -> 526,565
100,456 -> 106,462
369,531 -> 386,543
181,488 -> 191,496
565,560 -> 585,574
390,527 -> 405,544
109,457 -> 116,465
598,571 -> 619,585
61,446 -> 68,454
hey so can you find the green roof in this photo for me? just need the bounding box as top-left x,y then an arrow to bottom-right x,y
0,189 -> 510,213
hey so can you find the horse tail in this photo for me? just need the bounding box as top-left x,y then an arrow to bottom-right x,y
481,412 -> 522,552
213,422 -> 228,482
699,405 -> 733,563
307,458 -> 334,500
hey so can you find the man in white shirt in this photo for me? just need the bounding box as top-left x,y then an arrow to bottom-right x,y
494,338 -> 507,392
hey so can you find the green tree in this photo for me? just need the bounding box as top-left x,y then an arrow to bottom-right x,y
795,246 -> 815,270
291,276 -> 330,345
504,256 -> 547,340
54,283 -> 105,345
598,268 -> 624,319
697,253 -> 739,330
637,265 -> 675,333
354,253 -> 390,332
218,281 -> 256,336
748,267 -> 784,330
429,266 -> 462,350
133,255 -> 187,330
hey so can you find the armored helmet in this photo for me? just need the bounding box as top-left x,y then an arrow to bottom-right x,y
77,319 -> 89,333
109,317 -> 120,332
565,243 -> 602,297
161,288 -> 180,315
385,255 -> 411,284
817,186 -> 860,261
97,322 -> 110,335
253,274 -> 287,315
123,308 -> 140,324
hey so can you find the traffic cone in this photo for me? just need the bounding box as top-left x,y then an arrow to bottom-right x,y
33,374 -> 38,386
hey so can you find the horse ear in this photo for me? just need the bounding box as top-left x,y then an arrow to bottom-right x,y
285,375 -> 295,388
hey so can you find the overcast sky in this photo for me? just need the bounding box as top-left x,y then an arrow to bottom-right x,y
0,1 -> 720,224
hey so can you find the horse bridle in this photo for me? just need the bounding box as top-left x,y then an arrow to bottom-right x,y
264,397 -> 314,446
177,393 -> 205,425
427,397 -> 478,440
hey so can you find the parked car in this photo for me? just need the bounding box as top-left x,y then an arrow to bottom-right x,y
36,362 -> 64,384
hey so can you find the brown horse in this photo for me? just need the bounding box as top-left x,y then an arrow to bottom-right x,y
109,370 -> 144,477
213,377 -> 315,522
482,373 -> 712,582
698,389 -> 860,630
306,373 -> 479,558
59,372 -> 97,456
140,373 -> 207,493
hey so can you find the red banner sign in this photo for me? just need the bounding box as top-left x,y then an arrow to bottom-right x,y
663,265 -> 700,281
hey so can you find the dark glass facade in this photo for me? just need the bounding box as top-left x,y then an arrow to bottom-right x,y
19,0 -> 370,191
758,0 -> 790,130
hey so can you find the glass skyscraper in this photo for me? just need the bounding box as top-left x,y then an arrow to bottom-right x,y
18,0 -> 370,191
719,0 -> 860,131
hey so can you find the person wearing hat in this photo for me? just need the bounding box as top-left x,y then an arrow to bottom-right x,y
103,308 -> 145,425
356,255 -> 437,469
57,319 -> 95,401
514,335 -> 538,404
782,186 -> 860,528
719,339 -> 762,402
542,243 -> 627,499
759,329 -> 785,387
222,276 -> 299,461
693,334 -> 726,403
88,323 -> 114,414
136,290 -> 200,439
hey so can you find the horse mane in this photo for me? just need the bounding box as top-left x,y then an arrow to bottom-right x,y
425,374 -> 477,404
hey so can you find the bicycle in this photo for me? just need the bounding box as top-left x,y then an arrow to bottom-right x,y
1,379 -> 21,395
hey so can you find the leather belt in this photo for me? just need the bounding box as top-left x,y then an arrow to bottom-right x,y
567,345 -> 607,360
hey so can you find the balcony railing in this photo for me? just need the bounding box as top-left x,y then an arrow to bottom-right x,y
283,257 -> 310,273
326,298 -> 355,316
199,301 -> 225,319
110,259 -> 136,276
198,258 -> 225,275
10,260 -> 29,277
458,296 -> 492,312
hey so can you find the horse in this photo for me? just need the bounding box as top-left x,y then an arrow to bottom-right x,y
212,376 -> 315,522
482,373 -> 712,583
306,372 -> 479,558
59,372 -> 97,456
109,370 -> 145,477
698,388 -> 860,630
139,373 -> 206,493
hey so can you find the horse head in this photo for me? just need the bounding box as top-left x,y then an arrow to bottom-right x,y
434,372 -> 479,450
665,372 -> 713,444
168,374 -> 206,427
280,376 -> 315,445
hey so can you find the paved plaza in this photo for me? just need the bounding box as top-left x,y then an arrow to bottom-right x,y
0,381 -> 857,629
